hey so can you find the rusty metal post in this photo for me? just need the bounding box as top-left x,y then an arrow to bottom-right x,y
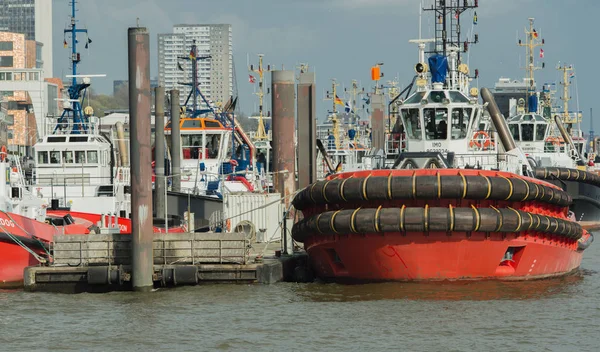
371,93 -> 385,151
128,26 -> 153,291
271,70 -> 296,209
297,71 -> 316,189
154,86 -> 166,221
170,89 -> 181,192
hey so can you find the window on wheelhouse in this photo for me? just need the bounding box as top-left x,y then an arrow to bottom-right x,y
424,108 -> 448,140
62,151 -> 74,163
38,151 -> 48,164
75,151 -> 85,164
181,133 -> 223,160
403,91 -> 426,104
401,108 -> 421,140
50,151 -> 60,164
521,124 -> 534,141
451,107 -> 472,140
87,151 -> 98,164
509,124 -> 520,141
535,124 -> 547,141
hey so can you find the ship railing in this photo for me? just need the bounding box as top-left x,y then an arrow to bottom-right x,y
114,167 -> 130,185
43,118 -> 101,136
32,175 -> 116,199
452,153 -> 521,172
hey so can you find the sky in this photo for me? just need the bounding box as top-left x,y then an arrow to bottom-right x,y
52,0 -> 599,129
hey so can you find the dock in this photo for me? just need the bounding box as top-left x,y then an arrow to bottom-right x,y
23,232 -> 308,293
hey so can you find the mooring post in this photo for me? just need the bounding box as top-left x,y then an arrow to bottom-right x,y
128,26 -> 153,291
155,86 -> 166,225
170,89 -> 181,192
271,70 -> 296,208
297,70 -> 317,189
272,70 -> 296,255
371,93 -> 385,151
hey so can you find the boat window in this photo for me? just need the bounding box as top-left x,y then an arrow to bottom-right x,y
427,91 -> 445,103
424,108 -> 448,140
50,151 -> 61,164
403,91 -> 426,104
47,136 -> 67,143
182,134 -> 204,160
87,151 -> 98,164
69,136 -> 88,142
401,109 -> 421,140
206,134 -> 222,158
38,151 -> 48,164
451,108 -> 472,140
75,151 -> 86,164
535,124 -> 547,141
509,124 -> 520,141
204,120 -> 222,128
182,120 -> 202,128
62,151 -> 74,163
449,91 -> 470,103
521,124 -> 534,141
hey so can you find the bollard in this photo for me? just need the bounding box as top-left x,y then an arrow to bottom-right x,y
128,26 -> 154,292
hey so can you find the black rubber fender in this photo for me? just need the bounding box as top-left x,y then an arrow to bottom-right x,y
293,174 -> 572,210
292,206 -> 583,243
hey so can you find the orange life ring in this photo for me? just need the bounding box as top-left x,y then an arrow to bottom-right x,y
0,145 -> 6,161
469,131 -> 493,149
545,137 -> 562,146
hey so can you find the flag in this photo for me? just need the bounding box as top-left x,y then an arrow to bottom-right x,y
363,97 -> 370,105
539,48 -> 544,58
334,95 -> 344,106
455,11 -> 459,19
533,29 -> 538,38
177,62 -> 184,71
249,75 -> 256,83
473,11 -> 478,25
189,49 -> 196,60
344,101 -> 353,114
63,40 -> 68,48
569,72 -> 575,79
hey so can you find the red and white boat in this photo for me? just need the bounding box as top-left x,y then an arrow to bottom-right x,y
291,1 -> 593,282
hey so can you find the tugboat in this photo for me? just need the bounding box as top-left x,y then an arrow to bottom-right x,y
291,0 -> 593,282
159,40 -> 260,197
499,19 -> 600,222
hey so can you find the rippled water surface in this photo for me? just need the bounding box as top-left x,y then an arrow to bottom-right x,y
2,244 -> 599,352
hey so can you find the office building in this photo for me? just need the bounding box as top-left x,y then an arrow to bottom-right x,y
158,24 -> 232,109
0,0 -> 53,78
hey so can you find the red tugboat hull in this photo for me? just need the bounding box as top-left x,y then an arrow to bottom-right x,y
0,212 -> 66,288
292,169 -> 593,282
305,232 -> 586,282
46,210 -> 186,233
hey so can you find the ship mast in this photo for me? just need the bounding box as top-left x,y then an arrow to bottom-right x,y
423,0 -> 478,62
56,0 -> 92,135
517,18 -> 544,98
558,64 -> 580,132
249,54 -> 271,140
325,79 -> 340,149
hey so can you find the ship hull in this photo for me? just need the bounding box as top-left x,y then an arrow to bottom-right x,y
305,232 -> 583,282
0,239 -> 45,288
0,212 -> 57,288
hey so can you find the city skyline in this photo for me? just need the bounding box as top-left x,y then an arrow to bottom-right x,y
50,0 -> 597,128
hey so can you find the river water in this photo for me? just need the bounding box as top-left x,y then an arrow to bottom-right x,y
1,243 -> 599,352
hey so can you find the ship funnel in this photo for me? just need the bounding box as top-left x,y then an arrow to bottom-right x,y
428,54 -> 448,84
553,115 -> 583,163
480,88 -> 516,152
528,94 -> 538,113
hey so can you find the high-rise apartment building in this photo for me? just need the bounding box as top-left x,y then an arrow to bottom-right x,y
0,0 -> 52,77
158,24 -> 232,109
